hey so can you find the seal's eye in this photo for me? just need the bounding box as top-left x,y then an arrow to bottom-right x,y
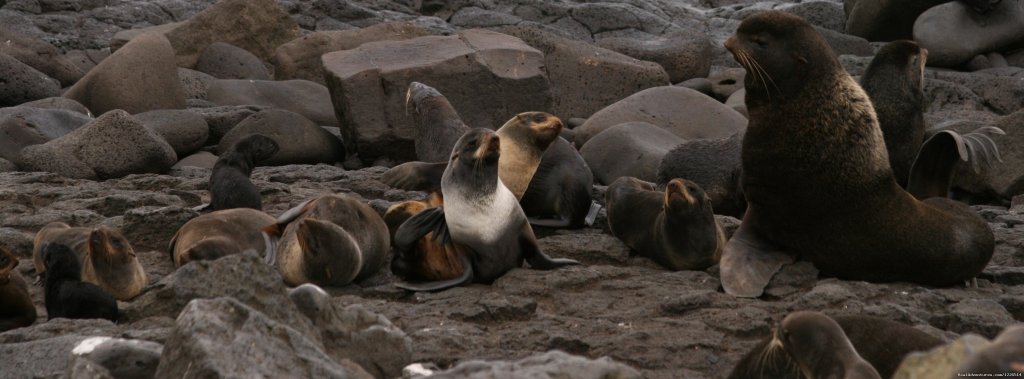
532,114 -> 546,124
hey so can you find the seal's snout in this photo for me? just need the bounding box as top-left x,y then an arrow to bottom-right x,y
665,178 -> 696,207
474,132 -> 500,160
724,35 -> 736,52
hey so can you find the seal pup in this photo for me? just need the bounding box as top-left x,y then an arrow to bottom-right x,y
0,247 -> 36,331
606,177 -> 724,271
262,194 -> 390,287
33,222 -> 148,301
391,128 -> 579,291
719,11 -> 995,297
208,133 -> 279,211
168,208 -> 277,267
385,193 -> 472,283
860,40 -> 928,187
42,243 -> 119,322
729,311 -> 881,379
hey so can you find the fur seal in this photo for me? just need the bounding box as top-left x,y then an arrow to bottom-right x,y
32,222 -> 148,301
262,194 -> 390,287
520,137 -> 595,228
208,133 -> 279,211
605,177 -> 724,271
860,40 -> 928,187
728,311 -> 881,379
384,193 -> 470,283
0,247 -> 36,331
833,315 -> 944,378
657,132 -> 745,218
168,208 -> 277,267
719,11 -> 996,298
407,81 -> 469,163
42,243 -> 118,322
391,128 -> 579,291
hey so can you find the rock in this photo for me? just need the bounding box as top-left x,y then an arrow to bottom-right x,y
0,27 -> 84,86
291,284 -> 413,379
932,299 -> 1016,338
62,49 -> 108,79
845,0 -> 947,42
0,52 -> 60,106
574,86 -> 747,148
450,6 -> 522,28
954,324 -> 1024,375
596,29 -> 712,83
323,29 -> 551,161
154,297 -> 372,379
0,158 -> 16,172
20,97 -> 91,115
194,42 -> 271,80
677,78 -> 713,96
580,121 -> 685,184
914,0 -> 1024,67
938,110 -> 1024,198
0,105 -> 93,162
498,26 -> 670,120
272,20 -> 444,85
118,0 -> 301,68
892,333 -> 992,379
64,32 -> 186,115
427,350 -> 642,379
781,1 -> 846,32
172,151 -> 218,170
121,205 -> 199,251
177,67 -> 216,100
708,67 -> 745,101
816,26 -> 874,57
17,110 -> 178,179
123,252 -> 319,338
217,109 -> 344,165
657,132 -> 745,218
206,78 -> 338,127
134,109 -> 210,157
66,356 -> 115,379
188,104 -> 264,144
0,335 -> 114,378
69,336 -> 162,379
537,233 -> 631,265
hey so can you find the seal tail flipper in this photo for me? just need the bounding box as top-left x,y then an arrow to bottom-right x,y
394,252 -> 474,292
720,211 -> 793,298
907,127 -> 1003,200
519,223 -> 580,269
261,224 -> 281,266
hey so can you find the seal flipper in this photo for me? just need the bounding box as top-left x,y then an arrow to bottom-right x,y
260,198 -> 314,266
908,127 -> 1003,200
518,223 -> 579,269
394,252 -> 474,292
394,207 -> 451,249
720,211 -> 793,298
528,216 -> 572,228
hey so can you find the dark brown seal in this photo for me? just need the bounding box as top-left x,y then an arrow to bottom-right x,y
208,133 -> 279,211
719,11 -> 995,298
262,194 -> 390,287
0,247 -> 35,331
391,128 -> 579,291
33,222 -> 148,301
606,177 -> 724,271
168,208 -> 278,267
860,40 -> 927,187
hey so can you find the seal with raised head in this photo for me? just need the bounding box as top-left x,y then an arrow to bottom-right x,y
42,243 -> 119,322
606,176 -> 724,271
33,222 -> 148,301
860,40 -> 928,187
391,128 -> 580,291
262,194 -> 390,287
0,247 -> 36,331
719,11 -> 996,298
729,311 -> 881,379
168,208 -> 277,267
208,133 -> 279,211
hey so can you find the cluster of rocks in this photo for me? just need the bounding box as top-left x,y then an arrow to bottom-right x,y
0,0 -> 1022,377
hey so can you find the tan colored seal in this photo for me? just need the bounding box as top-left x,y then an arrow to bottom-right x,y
169,208 -> 277,267
33,222 -> 148,300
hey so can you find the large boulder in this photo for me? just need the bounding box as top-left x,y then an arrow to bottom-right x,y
206,79 -> 338,127
64,32 -> 186,115
217,109 -> 345,165
844,0 -> 948,42
195,42 -> 272,80
134,109 -> 210,158
0,52 -> 61,107
16,110 -> 177,179
597,29 -> 712,84
580,122 -> 685,184
427,350 -> 642,379
188,105 -> 264,144
0,27 -> 83,86
112,0 -> 301,68
0,105 -> 93,162
914,0 -> 1024,68
323,29 -> 551,161
69,337 -> 163,379
574,86 -> 747,148
154,298 -> 372,379
272,20 -> 445,85
498,26 -> 670,120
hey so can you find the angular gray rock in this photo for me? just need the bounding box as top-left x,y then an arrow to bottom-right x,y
217,109 -> 345,165
195,42 -> 271,80
154,297 -> 372,379
135,109 -> 210,158
0,52 -> 60,107
428,350 -> 642,379
323,29 -> 551,161
206,78 -> 338,127
597,29 -> 712,83
17,110 -> 178,179
69,336 -> 163,379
